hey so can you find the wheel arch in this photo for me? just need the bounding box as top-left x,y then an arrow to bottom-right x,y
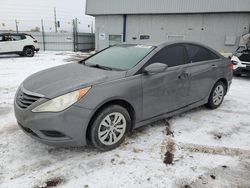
85,98 -> 136,142
215,78 -> 228,94
23,45 -> 35,51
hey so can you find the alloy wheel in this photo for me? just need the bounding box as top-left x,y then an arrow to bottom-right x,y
98,112 -> 126,146
212,85 -> 224,105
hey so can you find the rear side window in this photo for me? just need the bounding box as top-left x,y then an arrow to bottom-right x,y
21,35 -> 27,40
185,44 -> 219,63
149,44 -> 187,67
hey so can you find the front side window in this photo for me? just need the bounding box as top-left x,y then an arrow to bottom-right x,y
11,35 -> 22,41
148,44 -> 187,67
85,44 -> 155,70
185,44 -> 219,63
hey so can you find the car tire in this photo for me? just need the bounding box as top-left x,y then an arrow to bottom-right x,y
23,47 -> 35,57
89,105 -> 131,151
206,81 -> 226,109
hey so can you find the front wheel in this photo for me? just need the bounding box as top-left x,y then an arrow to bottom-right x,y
89,105 -> 131,151
23,47 -> 35,57
206,81 -> 226,109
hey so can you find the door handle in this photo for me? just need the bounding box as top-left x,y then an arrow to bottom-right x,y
211,64 -> 218,69
178,72 -> 190,80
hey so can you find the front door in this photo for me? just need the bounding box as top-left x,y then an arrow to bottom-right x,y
142,44 -> 190,120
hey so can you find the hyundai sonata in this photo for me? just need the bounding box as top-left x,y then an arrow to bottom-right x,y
14,41 -> 233,150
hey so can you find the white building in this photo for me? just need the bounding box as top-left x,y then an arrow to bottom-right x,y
86,0 -> 250,52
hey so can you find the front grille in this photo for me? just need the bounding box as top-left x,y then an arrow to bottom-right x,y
16,89 -> 41,109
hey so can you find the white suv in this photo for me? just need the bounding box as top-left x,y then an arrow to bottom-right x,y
231,47 -> 250,76
0,33 -> 39,57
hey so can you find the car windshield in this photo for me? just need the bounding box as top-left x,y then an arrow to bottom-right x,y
85,44 -> 155,70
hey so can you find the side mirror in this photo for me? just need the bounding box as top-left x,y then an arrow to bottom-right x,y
143,63 -> 168,74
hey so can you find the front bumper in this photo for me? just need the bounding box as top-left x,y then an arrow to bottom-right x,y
35,48 -> 40,52
14,98 -> 93,147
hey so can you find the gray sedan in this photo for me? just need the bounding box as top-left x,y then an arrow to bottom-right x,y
14,41 -> 233,150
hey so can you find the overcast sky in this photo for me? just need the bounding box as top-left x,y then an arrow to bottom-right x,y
0,0 -> 94,32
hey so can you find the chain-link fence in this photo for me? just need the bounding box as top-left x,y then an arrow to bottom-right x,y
0,18 -> 95,52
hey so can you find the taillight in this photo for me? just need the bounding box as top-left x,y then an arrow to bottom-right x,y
33,40 -> 38,43
228,62 -> 234,70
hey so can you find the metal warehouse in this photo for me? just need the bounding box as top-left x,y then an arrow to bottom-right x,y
86,0 -> 250,53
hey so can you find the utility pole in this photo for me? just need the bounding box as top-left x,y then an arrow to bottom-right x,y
15,19 -> 19,33
72,19 -> 76,52
75,18 -> 78,51
41,19 -> 46,51
54,7 -> 57,32
91,21 -> 93,33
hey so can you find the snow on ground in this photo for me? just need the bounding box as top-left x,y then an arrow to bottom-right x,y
0,52 -> 249,188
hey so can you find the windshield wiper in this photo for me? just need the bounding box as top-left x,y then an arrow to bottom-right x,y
85,63 -> 113,70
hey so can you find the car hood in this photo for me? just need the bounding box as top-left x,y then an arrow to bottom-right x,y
22,63 -> 126,98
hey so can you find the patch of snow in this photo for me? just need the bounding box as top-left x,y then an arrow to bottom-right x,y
0,52 -> 249,188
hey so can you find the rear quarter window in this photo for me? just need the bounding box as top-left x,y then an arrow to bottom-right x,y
11,35 -> 22,41
185,44 -> 220,63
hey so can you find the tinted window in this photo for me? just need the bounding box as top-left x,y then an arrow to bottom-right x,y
148,44 -> 187,67
21,35 -> 27,40
185,44 -> 219,63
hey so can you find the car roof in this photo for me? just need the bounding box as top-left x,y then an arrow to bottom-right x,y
120,40 -> 223,58
0,32 -> 31,36
122,40 -> 210,48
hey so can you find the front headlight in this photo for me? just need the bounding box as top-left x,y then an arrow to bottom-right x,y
32,87 -> 91,113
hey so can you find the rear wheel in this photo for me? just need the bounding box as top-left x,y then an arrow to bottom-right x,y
89,105 -> 131,151
206,81 -> 226,109
23,47 -> 35,57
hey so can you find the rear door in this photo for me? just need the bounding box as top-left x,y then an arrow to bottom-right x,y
10,34 -> 25,52
184,44 -> 221,104
142,44 -> 190,119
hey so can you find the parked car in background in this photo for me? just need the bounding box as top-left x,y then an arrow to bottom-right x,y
0,33 -> 39,57
231,47 -> 250,76
14,41 -> 233,151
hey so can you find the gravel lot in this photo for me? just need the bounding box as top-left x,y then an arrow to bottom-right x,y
0,52 -> 249,188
